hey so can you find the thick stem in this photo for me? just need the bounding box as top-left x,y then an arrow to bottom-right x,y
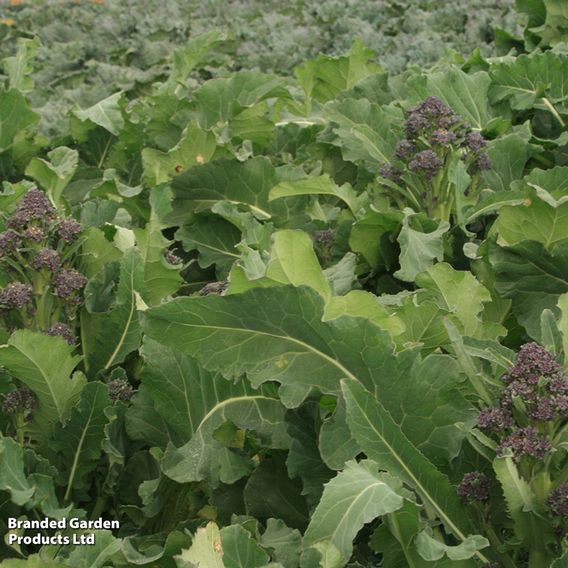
541,97 -> 565,127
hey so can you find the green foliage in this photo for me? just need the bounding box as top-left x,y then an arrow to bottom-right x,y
1,1 -> 568,567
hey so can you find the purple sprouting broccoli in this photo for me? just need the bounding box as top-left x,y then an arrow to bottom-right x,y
53,269 -> 88,299
395,139 -> 417,160
476,407 -> 513,433
22,226 -> 46,242
45,322 -> 75,345
7,189 -> 56,229
164,249 -> 182,266
408,150 -> 443,179
457,472 -> 491,502
32,248 -> 61,272
431,128 -> 457,145
465,131 -> 487,152
0,283 -> 33,309
313,229 -> 335,246
547,484 -> 568,518
200,281 -> 229,296
108,379 -> 133,404
2,387 -> 36,416
497,426 -> 551,461
57,218 -> 82,244
503,342 -> 562,384
0,230 -> 21,257
379,163 -> 403,183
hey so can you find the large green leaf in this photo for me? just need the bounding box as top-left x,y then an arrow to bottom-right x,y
3,38 -> 39,93
141,285 -> 396,407
133,188 -> 182,304
488,239 -> 568,339
176,218 -> 241,278
295,40 -> 381,103
499,196 -> 568,250
406,67 -> 494,129
325,99 -> 404,170
0,437 -> 35,506
395,211 -> 449,283
220,524 -> 270,568
489,52 -> 568,113
341,380 -> 486,562
0,89 -> 39,153
144,338 -> 290,485
171,158 -> 278,220
303,461 -> 404,564
83,248 -> 146,375
269,175 -> 362,216
141,122 -> 217,186
260,519 -> 302,568
176,522 -> 224,568
65,530 -> 122,568
73,92 -> 125,136
0,331 -> 85,439
415,263 -> 504,339
50,382 -> 110,500
25,147 -> 78,208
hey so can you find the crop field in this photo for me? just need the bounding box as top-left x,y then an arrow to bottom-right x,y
0,0 -> 567,566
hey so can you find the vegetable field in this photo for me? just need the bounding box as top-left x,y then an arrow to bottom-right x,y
0,0 -> 567,566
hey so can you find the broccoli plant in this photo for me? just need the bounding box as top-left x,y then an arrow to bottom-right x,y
379,96 -> 492,222
463,343 -> 568,566
0,188 -> 86,342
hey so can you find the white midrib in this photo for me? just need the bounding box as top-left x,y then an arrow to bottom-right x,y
172,321 -> 359,383
349,389 -> 491,564
64,396 -> 98,502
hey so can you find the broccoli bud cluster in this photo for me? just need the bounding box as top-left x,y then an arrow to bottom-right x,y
0,188 -> 87,336
108,379 -> 133,404
2,387 -> 36,416
474,342 -> 567,519
379,96 -> 492,221
457,471 -> 491,503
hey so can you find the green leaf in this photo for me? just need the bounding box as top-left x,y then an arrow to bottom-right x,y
395,210 -> 450,283
493,189 -> 568,250
50,382 -> 110,499
0,89 -> 39,153
520,166 -> 568,207
325,100 -> 404,170
286,402 -> 333,507
171,158 -> 278,221
349,209 -> 402,270
82,248 -> 146,374
407,67 -> 494,129
140,337 -> 289,484
493,455 -> 554,552
0,437 -> 35,505
482,127 -> 532,193
415,530 -> 489,562
142,122 -> 217,186
489,52 -> 568,112
65,530 -> 122,568
341,380 -> 484,559
0,331 -> 85,439
220,524 -> 270,568
176,522 -> 224,568
0,556 -> 60,568
558,292 -> 568,362
25,146 -> 79,208
415,263 -> 504,339
133,188 -> 182,304
3,38 -> 40,93
324,291 -> 405,337
488,239 -> 568,339
170,31 -> 227,85
74,92 -> 125,136
304,460 -> 404,564
141,285 -> 396,408
269,175 -> 361,216
295,40 -> 381,102
176,218 -> 241,278
260,519 -> 302,568
244,454 -> 309,531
